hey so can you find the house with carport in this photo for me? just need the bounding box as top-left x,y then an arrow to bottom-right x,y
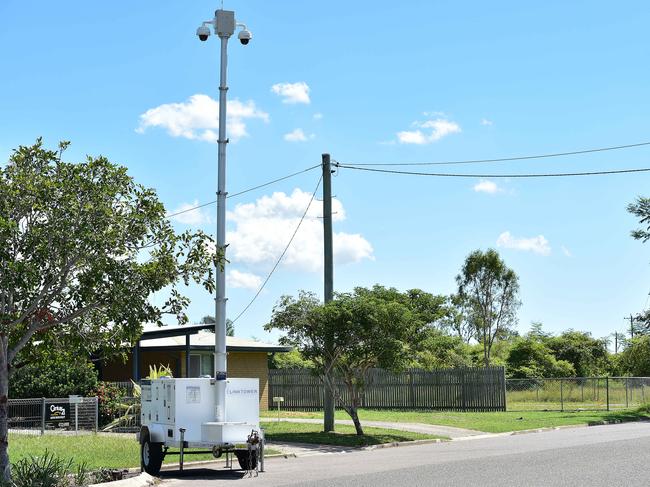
97,323 -> 290,410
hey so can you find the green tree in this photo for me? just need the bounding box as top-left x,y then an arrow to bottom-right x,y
547,330 -> 609,377
506,337 -> 576,378
628,197 -> 650,333
0,141 -> 217,479
618,336 -> 650,376
441,294 -> 475,343
266,286 -> 428,435
269,349 -> 315,369
456,249 -> 521,367
10,352 -> 98,399
527,322 -> 552,342
353,285 -> 447,327
412,329 -> 472,369
200,315 -> 234,336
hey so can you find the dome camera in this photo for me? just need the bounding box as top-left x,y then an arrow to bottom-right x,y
238,29 -> 252,45
196,25 -> 211,42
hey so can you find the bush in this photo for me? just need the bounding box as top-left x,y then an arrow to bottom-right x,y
10,357 -> 98,399
506,337 -> 576,379
618,335 -> 650,376
0,451 -> 117,487
95,382 -> 126,427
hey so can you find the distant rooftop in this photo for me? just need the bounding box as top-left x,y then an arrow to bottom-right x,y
140,324 -> 290,353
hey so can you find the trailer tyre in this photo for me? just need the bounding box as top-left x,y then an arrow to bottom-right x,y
141,436 -> 164,475
234,449 -> 257,470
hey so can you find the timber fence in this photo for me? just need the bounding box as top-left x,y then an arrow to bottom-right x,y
268,367 -> 507,411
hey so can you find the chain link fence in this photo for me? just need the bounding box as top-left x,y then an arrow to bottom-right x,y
506,377 -> 650,411
8,397 -> 98,435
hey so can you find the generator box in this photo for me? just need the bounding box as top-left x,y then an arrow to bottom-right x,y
141,377 -> 259,446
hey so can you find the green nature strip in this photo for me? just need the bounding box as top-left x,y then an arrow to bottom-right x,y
8,434 -> 280,470
261,421 -> 446,447
262,407 -> 650,434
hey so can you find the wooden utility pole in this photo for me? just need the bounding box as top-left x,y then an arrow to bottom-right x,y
624,314 -> 635,340
322,153 -> 335,432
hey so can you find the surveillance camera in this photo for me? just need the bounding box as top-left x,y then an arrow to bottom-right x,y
196,25 -> 211,42
238,29 -> 252,45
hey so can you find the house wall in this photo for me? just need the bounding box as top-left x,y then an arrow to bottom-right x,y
99,350 -> 269,410
228,352 -> 269,412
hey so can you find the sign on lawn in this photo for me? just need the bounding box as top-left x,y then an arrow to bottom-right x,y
46,402 -> 70,426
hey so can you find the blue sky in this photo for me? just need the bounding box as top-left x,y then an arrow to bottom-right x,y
2,1 -> 650,344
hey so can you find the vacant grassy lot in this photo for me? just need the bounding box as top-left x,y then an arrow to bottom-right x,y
262,407 -> 650,433
9,433 -> 280,470
261,421 -> 445,447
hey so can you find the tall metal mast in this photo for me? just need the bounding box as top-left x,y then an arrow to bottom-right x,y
196,8 -> 253,423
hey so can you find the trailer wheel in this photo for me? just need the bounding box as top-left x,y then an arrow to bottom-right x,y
141,436 -> 164,475
234,449 -> 257,470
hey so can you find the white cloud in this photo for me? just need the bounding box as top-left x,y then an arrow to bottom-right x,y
284,128 -> 314,142
496,231 -> 551,256
313,112 -> 323,120
169,200 -> 211,225
397,118 -> 461,144
228,270 -> 262,291
473,180 -> 501,194
227,188 -> 373,272
561,245 -> 572,257
136,94 -> 269,142
480,118 -> 494,126
271,82 -> 311,104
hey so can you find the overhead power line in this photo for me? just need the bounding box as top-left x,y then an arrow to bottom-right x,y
336,164 -> 650,179
165,164 -> 320,219
339,141 -> 650,167
230,174 -> 323,324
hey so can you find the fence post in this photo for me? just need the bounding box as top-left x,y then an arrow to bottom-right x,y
409,371 -> 415,409
501,367 -> 507,412
560,379 -> 564,412
95,396 -> 99,433
606,377 -> 610,411
461,368 -> 466,412
41,398 -> 46,435
625,377 -> 629,409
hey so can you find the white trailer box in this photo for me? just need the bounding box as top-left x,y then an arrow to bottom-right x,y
141,377 -> 259,447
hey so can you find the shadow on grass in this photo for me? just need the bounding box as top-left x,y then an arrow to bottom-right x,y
265,431 -> 422,448
587,409 -> 650,426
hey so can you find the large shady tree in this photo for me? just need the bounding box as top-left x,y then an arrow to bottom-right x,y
266,285 -> 437,435
0,140 -> 217,478
456,249 -> 520,367
628,197 -> 650,332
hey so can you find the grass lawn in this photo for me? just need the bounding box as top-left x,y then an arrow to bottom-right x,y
8,434 -> 280,470
262,407 -> 650,434
261,421 -> 446,447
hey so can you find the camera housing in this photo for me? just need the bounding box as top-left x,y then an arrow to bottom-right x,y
238,29 -> 252,45
196,25 -> 211,41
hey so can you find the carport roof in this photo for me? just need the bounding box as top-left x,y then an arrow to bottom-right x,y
139,324 -> 291,353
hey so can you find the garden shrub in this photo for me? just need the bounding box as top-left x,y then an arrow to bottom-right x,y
0,451 -> 118,487
95,382 -> 127,427
10,357 -> 98,399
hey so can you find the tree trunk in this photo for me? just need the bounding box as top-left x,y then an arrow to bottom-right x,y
348,406 -> 364,436
0,335 -> 10,480
483,341 -> 490,367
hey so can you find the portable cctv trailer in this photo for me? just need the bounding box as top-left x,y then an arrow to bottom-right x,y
139,377 -> 264,475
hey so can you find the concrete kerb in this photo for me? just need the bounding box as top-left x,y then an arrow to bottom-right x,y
89,472 -> 156,487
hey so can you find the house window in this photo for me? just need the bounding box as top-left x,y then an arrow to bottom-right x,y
189,353 -> 214,377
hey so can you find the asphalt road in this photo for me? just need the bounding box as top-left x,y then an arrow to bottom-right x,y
160,422 -> 650,487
